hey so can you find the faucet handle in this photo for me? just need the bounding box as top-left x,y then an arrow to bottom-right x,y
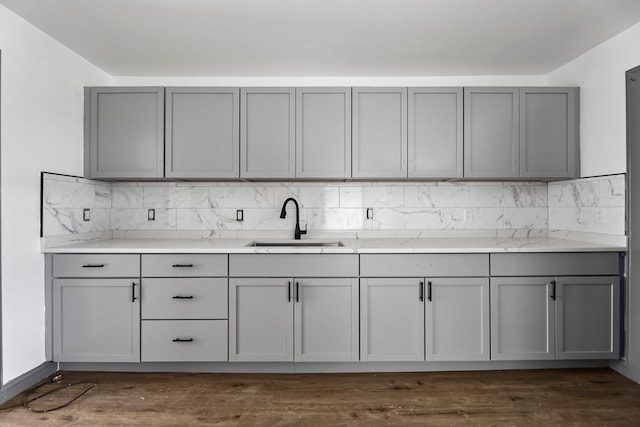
300,223 -> 308,236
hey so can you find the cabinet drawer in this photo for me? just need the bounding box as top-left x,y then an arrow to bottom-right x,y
229,254 -> 358,277
491,253 -> 620,276
360,254 -> 489,277
142,320 -> 228,362
142,254 -> 227,277
142,278 -> 227,319
53,254 -> 140,278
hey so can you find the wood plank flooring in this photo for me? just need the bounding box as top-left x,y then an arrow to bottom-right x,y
1,368 -> 640,426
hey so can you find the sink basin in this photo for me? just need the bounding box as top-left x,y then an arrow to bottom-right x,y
246,240 -> 345,247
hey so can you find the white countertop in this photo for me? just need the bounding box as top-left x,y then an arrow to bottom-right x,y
41,236 -> 626,254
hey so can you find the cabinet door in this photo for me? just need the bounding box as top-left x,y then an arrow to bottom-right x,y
352,88 -> 408,178
165,87 -> 240,178
360,278 -> 424,361
240,88 -> 295,178
464,87 -> 519,178
86,87 -> 164,178
294,278 -> 358,361
296,88 -> 352,178
556,276 -> 620,359
520,87 -> 578,178
229,278 -> 293,361
408,87 -> 463,178
490,277 -> 555,360
426,278 -> 490,361
53,279 -> 140,362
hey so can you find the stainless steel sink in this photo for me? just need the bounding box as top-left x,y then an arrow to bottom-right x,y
246,240 -> 345,247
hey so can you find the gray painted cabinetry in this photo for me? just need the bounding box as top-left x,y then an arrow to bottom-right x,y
140,254 -> 228,362
229,255 -> 359,362
408,87 -> 464,178
240,88 -> 296,178
352,88 -> 408,178
490,253 -> 620,360
85,87 -> 164,178
360,254 -> 490,362
52,254 -> 141,362
464,87 -> 578,178
165,88 -> 240,178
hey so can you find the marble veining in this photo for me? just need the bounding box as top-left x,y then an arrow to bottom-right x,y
41,173 -> 626,241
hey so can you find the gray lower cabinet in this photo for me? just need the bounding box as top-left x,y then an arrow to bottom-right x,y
296,87 -> 352,178
141,254 -> 228,362
240,88 -> 295,178
360,254 -> 490,362
85,87 -> 164,179
408,87 -> 463,178
52,254 -> 141,362
165,87 -> 240,178
464,87 -> 520,178
426,278 -> 490,361
360,278 -> 425,361
53,279 -> 140,362
520,87 -> 578,178
490,276 -> 556,361
490,252 -> 620,360
229,278 -> 359,362
352,87 -> 408,178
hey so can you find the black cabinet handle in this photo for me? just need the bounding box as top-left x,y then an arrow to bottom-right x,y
419,281 -> 424,302
82,264 -> 104,268
550,280 -> 557,301
172,295 -> 194,299
296,282 -> 300,303
172,338 -> 194,343
288,282 -> 292,302
427,281 -> 432,302
172,264 -> 194,268
132,282 -> 137,303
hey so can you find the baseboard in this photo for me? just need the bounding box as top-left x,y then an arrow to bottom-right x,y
0,362 -> 58,404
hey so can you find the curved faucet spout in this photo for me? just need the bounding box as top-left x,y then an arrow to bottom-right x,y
280,197 -> 307,240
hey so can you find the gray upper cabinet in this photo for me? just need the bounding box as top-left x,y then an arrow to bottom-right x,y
296,88 -> 352,178
352,87 -> 408,178
520,87 -> 578,178
85,87 -> 164,179
408,87 -> 463,178
165,87 -> 239,178
240,88 -> 295,178
464,87 -> 519,178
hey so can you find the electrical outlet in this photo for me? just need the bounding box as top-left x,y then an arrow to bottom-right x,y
366,208 -> 374,220
83,208 -> 91,222
464,209 -> 472,222
148,209 -> 156,221
236,209 -> 244,222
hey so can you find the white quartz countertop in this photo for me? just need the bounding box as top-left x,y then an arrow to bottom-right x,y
41,236 -> 626,254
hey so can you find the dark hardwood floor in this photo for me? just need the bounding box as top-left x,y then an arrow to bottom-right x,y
1,368 -> 640,426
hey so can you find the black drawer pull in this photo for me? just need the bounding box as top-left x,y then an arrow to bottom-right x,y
172,295 -> 194,300
427,281 -> 433,302
132,282 -> 138,303
172,264 -> 194,268
550,280 -> 557,301
82,264 -> 104,268
419,281 -> 424,302
172,338 -> 194,343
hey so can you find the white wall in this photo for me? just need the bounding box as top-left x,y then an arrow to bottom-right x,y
547,21 -> 640,177
0,5 -> 111,383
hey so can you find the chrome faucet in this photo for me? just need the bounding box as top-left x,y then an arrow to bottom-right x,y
280,197 -> 307,240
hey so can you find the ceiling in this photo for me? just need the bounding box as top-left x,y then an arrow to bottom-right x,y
3,0 -> 640,77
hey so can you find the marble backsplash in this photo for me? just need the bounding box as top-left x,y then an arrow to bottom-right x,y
41,172 -> 626,240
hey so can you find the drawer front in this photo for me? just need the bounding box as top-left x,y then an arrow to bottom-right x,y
53,254 -> 140,278
229,254 -> 358,277
142,254 -> 227,277
360,254 -> 489,277
142,278 -> 227,319
142,320 -> 228,362
491,253 -> 620,276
